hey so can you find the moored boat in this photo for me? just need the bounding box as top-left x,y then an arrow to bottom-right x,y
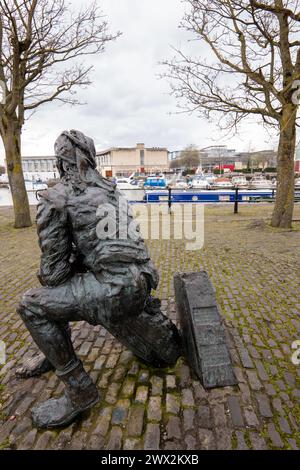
249,175 -> 273,190
231,175 -> 248,188
25,180 -> 48,191
212,177 -> 233,189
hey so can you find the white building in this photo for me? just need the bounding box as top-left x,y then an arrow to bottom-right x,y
20,143 -> 170,181
22,155 -> 58,181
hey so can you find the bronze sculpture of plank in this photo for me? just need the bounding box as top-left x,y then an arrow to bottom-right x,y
174,271 -> 237,389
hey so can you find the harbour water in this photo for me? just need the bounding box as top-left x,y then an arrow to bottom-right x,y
0,188 -> 40,206
0,187 -> 147,206
0,187 -> 277,207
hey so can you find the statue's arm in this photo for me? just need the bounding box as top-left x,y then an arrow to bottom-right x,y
36,193 -> 73,287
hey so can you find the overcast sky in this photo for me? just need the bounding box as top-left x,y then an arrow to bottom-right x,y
0,0 -> 281,164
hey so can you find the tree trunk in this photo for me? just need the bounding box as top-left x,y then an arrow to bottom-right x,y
3,121 -> 32,228
271,104 -> 296,229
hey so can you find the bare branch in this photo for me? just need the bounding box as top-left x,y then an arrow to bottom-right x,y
163,0 -> 299,132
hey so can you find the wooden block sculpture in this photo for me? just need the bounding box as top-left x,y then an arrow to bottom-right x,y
174,271 -> 237,389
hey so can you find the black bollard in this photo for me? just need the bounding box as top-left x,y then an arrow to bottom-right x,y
234,186 -> 239,214
168,186 -> 172,214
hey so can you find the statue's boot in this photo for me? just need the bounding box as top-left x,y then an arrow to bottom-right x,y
16,352 -> 54,378
31,360 -> 99,429
16,323 -> 71,379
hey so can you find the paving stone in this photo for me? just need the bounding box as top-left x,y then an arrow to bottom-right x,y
121,378 -> 136,397
166,393 -> 180,414
18,429 -> 37,450
238,348 -> 254,369
87,434 -> 105,450
94,355 -> 106,370
196,406 -> 213,429
127,405 -> 144,437
182,389 -> 194,407
256,393 -> 273,418
119,350 -> 133,364
112,366 -> 126,382
183,408 -> 195,432
148,397 -> 162,422
150,376 -> 163,395
166,416 -> 181,440
106,426 -> 123,450
78,341 -> 92,356
92,407 -> 112,437
144,423 -> 160,450
287,438 -> 299,450
254,360 -> 269,381
193,382 -> 208,403
244,406 -> 260,428
227,396 -> 244,428
105,382 -> 122,405
235,431 -> 249,450
278,416 -> 292,435
212,404 -> 227,428
10,417 -> 31,440
246,370 -> 263,391
249,432 -> 267,450
267,423 -> 284,448
164,440 -> 180,450
105,354 -> 119,369
185,434 -> 197,450
215,427 -> 231,450
166,375 -> 176,389
138,370 -> 149,383
111,400 -> 130,426
123,438 -> 142,450
198,428 -> 216,450
135,386 -> 148,404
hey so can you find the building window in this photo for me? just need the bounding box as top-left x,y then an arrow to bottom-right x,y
140,150 -> 145,167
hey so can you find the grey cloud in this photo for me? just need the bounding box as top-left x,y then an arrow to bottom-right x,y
0,0 -> 277,164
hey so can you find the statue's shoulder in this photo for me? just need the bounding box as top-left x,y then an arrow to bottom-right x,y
37,182 -> 67,211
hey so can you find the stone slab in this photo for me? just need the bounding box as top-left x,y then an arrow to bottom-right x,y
174,271 -> 237,389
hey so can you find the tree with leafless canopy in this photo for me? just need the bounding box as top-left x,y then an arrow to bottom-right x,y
163,0 -> 300,228
0,0 -> 120,228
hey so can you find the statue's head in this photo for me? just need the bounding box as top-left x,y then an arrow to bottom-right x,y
55,130 -> 96,178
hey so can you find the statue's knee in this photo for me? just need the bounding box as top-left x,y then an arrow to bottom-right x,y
17,291 -> 39,322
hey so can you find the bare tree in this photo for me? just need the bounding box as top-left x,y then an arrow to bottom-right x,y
163,0 -> 300,228
180,144 -> 200,168
170,144 -> 200,169
0,0 -> 120,228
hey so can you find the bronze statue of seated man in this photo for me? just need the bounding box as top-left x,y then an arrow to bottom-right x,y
17,130 -> 182,429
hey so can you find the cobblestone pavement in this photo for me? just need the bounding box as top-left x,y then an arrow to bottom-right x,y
0,204 -> 300,450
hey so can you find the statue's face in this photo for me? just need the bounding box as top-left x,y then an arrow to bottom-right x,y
55,135 -> 74,161
55,134 -> 77,177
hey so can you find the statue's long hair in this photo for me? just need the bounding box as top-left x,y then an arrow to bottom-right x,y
55,130 -> 115,194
